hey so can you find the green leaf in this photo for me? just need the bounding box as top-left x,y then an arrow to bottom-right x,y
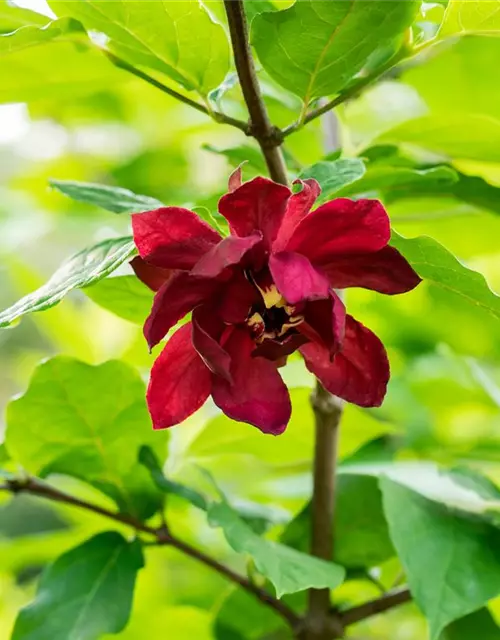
0,17 -> 83,55
0,236 -> 135,327
139,445 -> 208,512
442,608 -> 500,639
299,158 -> 366,199
83,276 -> 153,325
252,0 -> 419,101
282,474 -> 394,569
390,232 -> 500,320
0,38 -> 124,104
6,357 -> 164,519
0,0 -> 49,33
440,0 -> 500,36
208,501 -> 345,598
202,143 -> 268,175
50,179 -> 163,214
381,477 -> 500,640
336,165 -> 458,198
12,532 -> 143,640
50,0 -> 230,94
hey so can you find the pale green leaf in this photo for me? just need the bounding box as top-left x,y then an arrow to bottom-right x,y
0,0 -> 49,32
440,0 -> 500,36
50,179 -> 163,214
12,532 -> 143,640
83,276 -> 153,325
208,501 -> 345,597
0,236 -> 135,327
6,357 -> 164,519
50,0 -> 230,94
390,232 -> 500,320
252,0 -> 419,101
381,478 -> 500,640
299,158 -> 366,199
0,17 -> 83,54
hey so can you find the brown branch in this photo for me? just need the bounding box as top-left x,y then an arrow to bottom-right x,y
340,587 -> 412,627
304,384 -> 344,640
223,0 -> 288,185
102,50 -> 250,135
0,477 -> 299,628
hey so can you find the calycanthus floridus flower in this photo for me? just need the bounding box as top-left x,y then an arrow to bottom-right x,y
131,171 -> 421,435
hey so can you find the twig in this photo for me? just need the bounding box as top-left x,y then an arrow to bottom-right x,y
223,0 -> 288,185
305,384 -> 344,640
102,50 -> 250,135
0,477 -> 298,628
340,587 -> 412,627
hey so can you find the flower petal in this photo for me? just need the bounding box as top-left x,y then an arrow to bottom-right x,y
286,198 -> 390,263
299,291 -> 346,356
252,333 -> 308,361
211,328 -> 291,435
319,246 -> 421,294
218,272 -> 259,324
273,179 -> 321,252
144,272 -> 217,349
218,177 -> 291,247
228,165 -> 243,192
147,323 -> 211,429
130,256 -> 171,292
269,251 -> 330,304
132,207 -> 221,270
191,232 -> 263,278
300,315 -> 389,407
192,305 -> 232,383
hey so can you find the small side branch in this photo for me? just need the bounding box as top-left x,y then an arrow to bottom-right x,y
223,0 -> 288,185
0,477 -> 298,628
102,50 -> 250,135
340,587 -> 412,627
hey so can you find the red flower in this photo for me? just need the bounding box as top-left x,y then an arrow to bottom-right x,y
132,173 -> 420,435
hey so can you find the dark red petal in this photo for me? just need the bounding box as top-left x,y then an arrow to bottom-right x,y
130,256 -> 172,292
218,177 -> 291,247
252,333 -> 308,361
228,165 -> 243,192
269,251 -> 330,305
191,233 -> 263,278
299,291 -> 346,356
273,179 -> 321,252
211,328 -> 291,435
192,306 -> 232,383
144,272 -> 217,350
147,323 -> 211,429
300,315 -> 389,407
319,246 -> 422,294
218,272 -> 259,324
286,198 -> 390,263
132,207 -> 221,270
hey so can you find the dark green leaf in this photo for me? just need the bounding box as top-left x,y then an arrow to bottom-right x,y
12,532 -> 143,640
208,501 -> 345,598
0,236 -> 135,327
381,478 -> 500,640
203,143 -> 268,175
50,0 -> 230,94
299,158 -> 366,199
0,17 -> 83,54
282,474 -> 394,569
50,179 -> 163,214
139,445 -> 208,512
252,0 -> 419,100
391,232 -> 500,320
6,357 -> 164,519
442,608 -> 500,639
83,276 -> 153,325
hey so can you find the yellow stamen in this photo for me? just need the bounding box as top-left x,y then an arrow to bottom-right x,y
259,284 -> 286,309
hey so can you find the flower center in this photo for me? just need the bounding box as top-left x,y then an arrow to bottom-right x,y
246,270 -> 304,343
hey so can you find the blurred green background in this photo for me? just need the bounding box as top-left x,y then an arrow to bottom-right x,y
2,1 -> 500,638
